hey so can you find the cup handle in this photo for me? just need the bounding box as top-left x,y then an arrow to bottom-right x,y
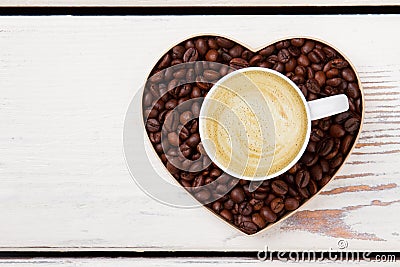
307,94 -> 349,121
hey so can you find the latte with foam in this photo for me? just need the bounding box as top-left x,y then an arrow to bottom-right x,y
199,69 -> 309,179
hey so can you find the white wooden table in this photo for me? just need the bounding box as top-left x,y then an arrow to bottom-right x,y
1,15 -> 399,264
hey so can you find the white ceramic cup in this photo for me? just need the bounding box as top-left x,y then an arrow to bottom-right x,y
199,67 -> 349,181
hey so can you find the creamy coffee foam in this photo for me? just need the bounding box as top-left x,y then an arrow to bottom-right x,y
200,69 -> 308,178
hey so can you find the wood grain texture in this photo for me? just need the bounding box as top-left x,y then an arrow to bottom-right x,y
0,15 -> 399,251
0,0 -> 400,6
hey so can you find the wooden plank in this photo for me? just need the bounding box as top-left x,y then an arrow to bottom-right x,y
0,15 -> 399,251
0,258 -> 391,266
0,0 -> 399,6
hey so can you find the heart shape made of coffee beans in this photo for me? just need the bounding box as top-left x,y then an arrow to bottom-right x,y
142,36 -> 363,235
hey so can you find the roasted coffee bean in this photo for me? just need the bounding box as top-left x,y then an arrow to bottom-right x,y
306,67 -> 315,79
179,126 -> 190,141
167,132 -> 179,147
146,118 -> 160,132
273,62 -> 285,73
298,187 -> 310,199
186,133 -> 200,147
342,68 -> 356,82
179,143 -> 193,158
158,53 -> 171,69
346,82 -> 360,99
319,119 -> 331,131
230,58 -> 249,69
259,45 -> 275,56
344,118 -> 360,133
326,78 -> 342,87
216,37 -> 234,48
238,201 -> 253,215
172,45 -> 185,59
297,54 -> 310,66
203,69 -> 221,81
313,48 -> 326,62
250,198 -> 264,210
314,71 -> 326,87
284,198 -> 299,211
311,63 -> 323,71
252,213 -> 266,228
330,124 -> 346,138
300,152 -> 318,166
325,68 -> 339,79
212,201 -> 223,212
330,153 -> 343,169
301,40 -> 315,54
306,79 -> 320,94
216,184 -> 228,194
149,131 -> 161,144
195,189 -> 211,203
291,38 -> 305,47
210,168 -> 222,178
263,194 -> 275,206
179,111 -> 193,125
278,49 -> 291,63
207,38 -> 218,49
231,187 -> 245,203
235,214 -> 251,224
164,112 -> 179,132
189,161 -> 203,172
323,46 -> 337,59
318,138 -> 334,157
320,159 -> 330,173
334,111 -> 352,124
195,38 -> 208,55
253,191 -> 268,200
220,209 -> 233,222
205,49 -> 219,62
240,221 -> 258,234
270,197 -> 284,213
310,164 -> 323,181
310,128 -> 325,142
260,207 -> 277,223
181,171 -> 195,181
295,66 -> 306,76
165,99 -> 178,110
292,75 -> 305,85
166,160 -> 180,175
308,51 -> 321,63
229,45 -> 244,58
295,169 -> 310,188
341,134 -> 353,154
308,179 -> 318,195
285,58 -> 297,72
241,50 -> 254,61
288,46 -> 300,57
276,40 -> 290,50
271,180 -> 288,195
331,58 -> 348,69
249,55 -> 263,66
224,199 -> 235,210
184,40 -> 195,49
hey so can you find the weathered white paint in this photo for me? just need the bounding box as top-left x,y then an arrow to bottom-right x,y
0,15 -> 399,251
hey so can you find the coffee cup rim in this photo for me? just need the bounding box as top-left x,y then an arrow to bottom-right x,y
199,67 -> 312,181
